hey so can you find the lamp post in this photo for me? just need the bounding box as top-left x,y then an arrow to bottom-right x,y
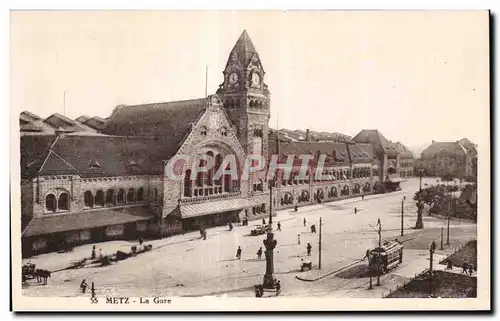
419,168 -> 424,192
319,217 -> 323,269
263,179 -> 277,289
377,218 -> 382,286
429,241 -> 436,297
401,197 -> 405,236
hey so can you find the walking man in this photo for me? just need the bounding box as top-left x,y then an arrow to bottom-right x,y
91,282 -> 96,298
91,246 -> 96,260
257,247 -> 263,259
303,218 -> 306,227
277,222 -> 281,231
236,246 -> 242,260
307,242 -> 312,256
297,233 -> 301,245
354,207 -> 357,214
262,218 -> 266,225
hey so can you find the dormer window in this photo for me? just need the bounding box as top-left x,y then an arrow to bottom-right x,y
201,126 -> 208,136
89,159 -> 101,169
220,127 -> 228,137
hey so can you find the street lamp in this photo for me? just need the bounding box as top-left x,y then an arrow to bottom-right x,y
401,196 -> 405,236
418,168 -> 424,192
263,178 -> 277,289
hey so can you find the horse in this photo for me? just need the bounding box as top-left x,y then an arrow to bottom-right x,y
35,269 -> 51,285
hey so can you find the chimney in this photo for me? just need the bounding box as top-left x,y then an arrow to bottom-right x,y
305,129 -> 310,142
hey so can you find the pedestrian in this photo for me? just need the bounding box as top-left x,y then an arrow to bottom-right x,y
354,207 -> 357,214
228,222 -> 233,231
138,237 -> 144,249
236,246 -> 242,260
297,234 -> 301,245
307,242 -> 312,256
91,282 -> 96,298
262,218 -> 266,225
277,222 -> 281,231
99,248 -> 104,259
362,194 -> 365,200
257,247 -> 263,259
303,218 -> 306,227
468,264 -> 474,276
91,246 -> 96,260
446,260 -> 453,270
275,280 -> 281,295
462,260 -> 468,274
294,205 -> 298,212
80,279 -> 88,293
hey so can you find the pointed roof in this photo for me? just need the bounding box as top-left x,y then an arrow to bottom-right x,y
352,129 -> 392,154
226,30 -> 260,70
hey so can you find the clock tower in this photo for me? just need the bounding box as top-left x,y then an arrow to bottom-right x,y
217,30 -> 271,164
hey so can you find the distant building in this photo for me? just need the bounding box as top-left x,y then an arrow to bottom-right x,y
420,139 -> 477,178
352,130 -> 414,189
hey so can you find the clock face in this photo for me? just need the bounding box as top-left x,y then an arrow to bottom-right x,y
251,72 -> 261,86
229,72 -> 239,84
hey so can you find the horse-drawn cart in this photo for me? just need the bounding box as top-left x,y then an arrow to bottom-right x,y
22,262 -> 36,282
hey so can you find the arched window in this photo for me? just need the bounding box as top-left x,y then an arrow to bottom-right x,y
184,170 -> 192,197
95,190 -> 104,207
117,189 -> 125,204
58,192 -> 69,210
127,188 -> 136,203
224,165 -> 231,193
45,194 -> 57,212
84,191 -> 94,208
214,154 -> 222,186
207,151 -> 214,186
137,187 -> 144,201
196,159 -> 203,187
106,190 -> 115,205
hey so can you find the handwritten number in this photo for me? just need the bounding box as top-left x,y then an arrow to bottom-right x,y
91,297 -> 98,304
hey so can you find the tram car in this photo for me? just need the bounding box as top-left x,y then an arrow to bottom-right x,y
368,239 -> 404,274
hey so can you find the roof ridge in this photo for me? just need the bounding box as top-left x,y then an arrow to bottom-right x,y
123,97 -> 206,108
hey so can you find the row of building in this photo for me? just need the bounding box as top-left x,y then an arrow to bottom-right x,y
20,30 -> 417,257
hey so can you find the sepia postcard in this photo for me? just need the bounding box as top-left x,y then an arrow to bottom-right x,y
10,10 -> 490,311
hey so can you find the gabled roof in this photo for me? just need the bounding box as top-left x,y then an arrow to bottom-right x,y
352,129 -> 393,154
458,138 -> 477,157
20,135 -> 57,178
44,113 -> 96,133
225,30 -> 262,71
20,111 -> 56,135
102,98 -> 206,156
82,116 -> 106,131
394,142 -> 414,159
421,141 -> 468,158
42,135 -> 167,177
75,115 -> 91,123
20,134 -> 174,178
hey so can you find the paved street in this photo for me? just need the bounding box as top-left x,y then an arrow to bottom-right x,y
22,178 -> 476,298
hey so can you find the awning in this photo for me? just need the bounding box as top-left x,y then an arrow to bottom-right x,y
387,177 -> 406,183
22,206 -> 153,238
180,198 -> 263,219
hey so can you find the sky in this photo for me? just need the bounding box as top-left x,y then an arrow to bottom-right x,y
10,10 -> 489,147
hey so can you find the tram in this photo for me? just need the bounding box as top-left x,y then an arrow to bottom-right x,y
368,239 -> 404,274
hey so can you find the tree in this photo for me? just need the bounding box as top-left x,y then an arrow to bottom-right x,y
415,199 -> 424,229
414,186 -> 440,216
